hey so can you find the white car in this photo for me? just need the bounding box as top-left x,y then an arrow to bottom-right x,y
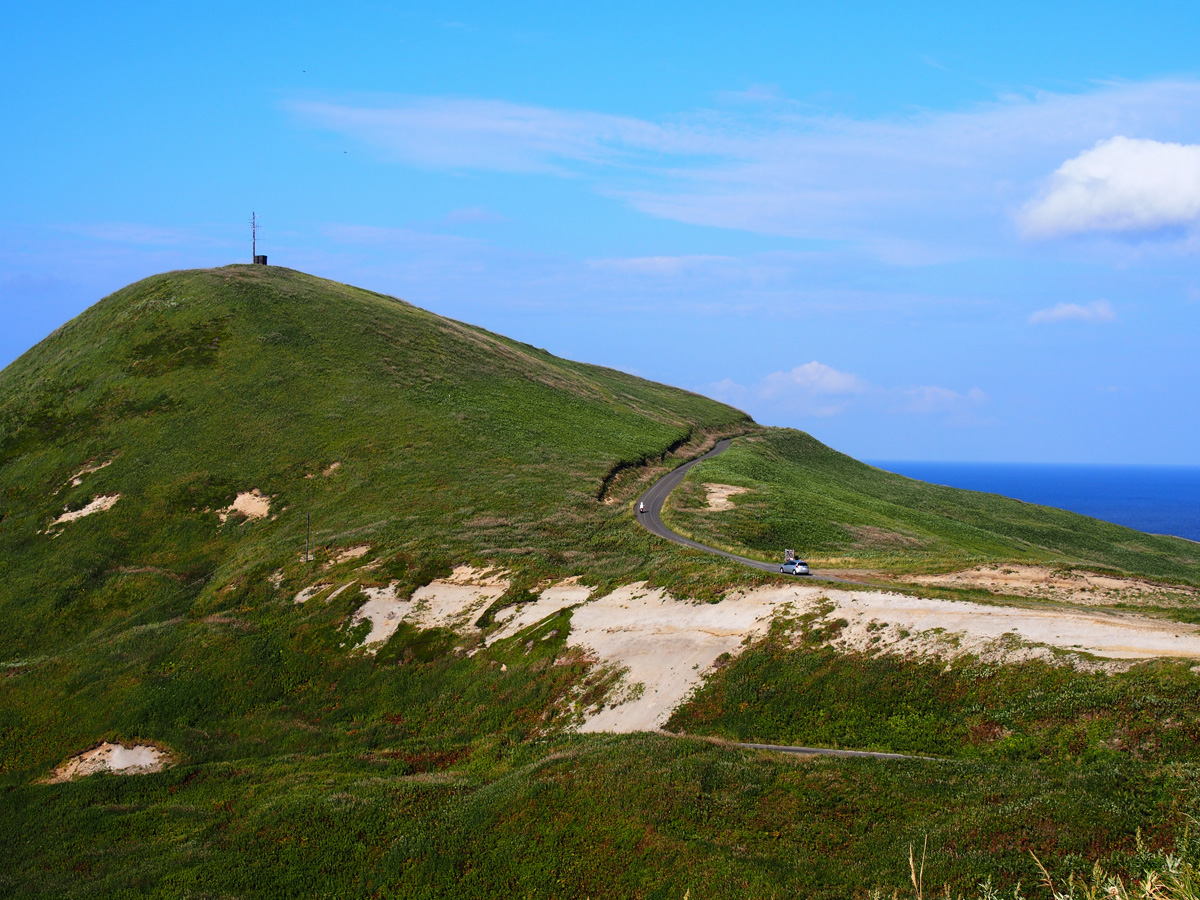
780,559 -> 810,576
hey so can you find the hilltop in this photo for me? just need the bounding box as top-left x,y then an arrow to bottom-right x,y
0,265 -> 752,651
4,265 -> 1200,898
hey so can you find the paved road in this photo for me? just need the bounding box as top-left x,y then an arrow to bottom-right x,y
634,438 -> 858,585
638,440 -> 933,763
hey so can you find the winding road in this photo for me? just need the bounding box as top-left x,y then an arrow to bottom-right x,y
634,437 -> 856,584
636,437 -> 931,762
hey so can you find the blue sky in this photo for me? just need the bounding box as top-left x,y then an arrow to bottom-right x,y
4,1 -> 1200,463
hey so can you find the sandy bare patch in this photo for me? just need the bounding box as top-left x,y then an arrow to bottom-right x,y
566,581 -> 1200,734
294,583 -> 332,604
903,564 -> 1200,607
351,582 -> 410,647
344,567 -> 512,652
217,490 -> 270,524
491,577 -> 592,640
330,545 -> 370,566
443,565 -> 508,587
306,461 -> 341,480
571,583 -> 791,733
44,742 -> 171,783
759,584 -> 1200,666
407,566 -> 510,631
702,483 -> 751,511
50,494 -> 121,529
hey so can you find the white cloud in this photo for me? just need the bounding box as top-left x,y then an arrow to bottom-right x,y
1022,137 -> 1200,237
708,361 -> 866,418
1028,300 -> 1116,324
760,361 -> 868,399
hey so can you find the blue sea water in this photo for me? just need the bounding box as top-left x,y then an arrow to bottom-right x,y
866,461 -> 1200,543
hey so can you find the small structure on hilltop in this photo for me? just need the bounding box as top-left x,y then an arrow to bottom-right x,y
251,211 -> 267,265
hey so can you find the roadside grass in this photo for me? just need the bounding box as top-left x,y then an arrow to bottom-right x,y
661,430 -> 1200,586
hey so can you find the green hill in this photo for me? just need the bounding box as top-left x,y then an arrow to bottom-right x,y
662,429 -> 1200,584
0,265 -> 750,652
4,265 -> 1200,899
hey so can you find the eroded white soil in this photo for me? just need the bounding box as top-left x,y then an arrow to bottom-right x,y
344,566 -> 512,650
490,577 -> 592,640
570,583 -> 788,732
44,742 -> 170,783
67,458 -> 114,487
217,490 -> 271,524
50,494 -> 121,528
702,483 -> 751,510
309,560 -> 1200,732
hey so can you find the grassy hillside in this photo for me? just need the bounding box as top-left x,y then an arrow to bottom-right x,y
662,429 -> 1200,583
0,264 -> 758,782
0,265 -> 751,651
4,265 -> 1200,898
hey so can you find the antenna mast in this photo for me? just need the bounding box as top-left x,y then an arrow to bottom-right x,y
250,212 -> 268,265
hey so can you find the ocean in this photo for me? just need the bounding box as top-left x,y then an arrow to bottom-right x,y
866,461 -> 1200,543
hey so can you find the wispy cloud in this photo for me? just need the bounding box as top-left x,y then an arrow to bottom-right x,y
708,362 -> 985,422
901,385 -> 988,415
64,222 -> 225,246
708,361 -> 866,417
289,97 -> 693,174
1022,137 -> 1200,237
444,206 -> 508,225
588,254 -> 736,276
290,80 -> 1200,256
1028,300 -> 1116,324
